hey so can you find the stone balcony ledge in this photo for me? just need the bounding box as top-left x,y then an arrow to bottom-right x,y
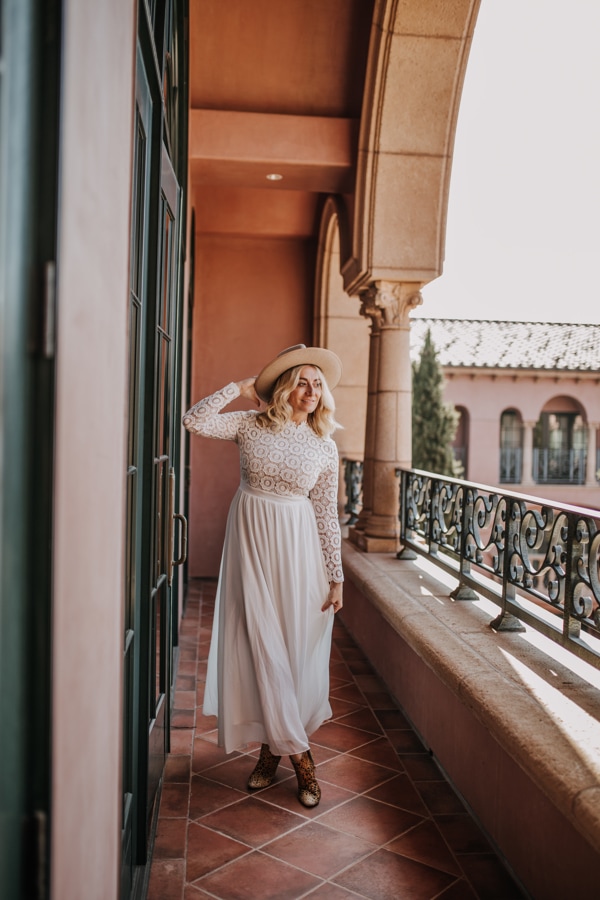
341,538 -> 600,890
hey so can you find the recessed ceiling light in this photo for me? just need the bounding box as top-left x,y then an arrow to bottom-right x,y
266,173 -> 283,181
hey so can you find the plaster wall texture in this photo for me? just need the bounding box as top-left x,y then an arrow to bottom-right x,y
523,484 -> 600,509
465,417 -> 503,485
189,0 -> 372,116
189,232 -> 314,577
50,2 -> 135,898
386,0 -> 477,36
194,185 -> 318,238
444,372 -> 600,423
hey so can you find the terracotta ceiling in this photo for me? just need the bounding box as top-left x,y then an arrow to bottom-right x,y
189,0 -> 374,238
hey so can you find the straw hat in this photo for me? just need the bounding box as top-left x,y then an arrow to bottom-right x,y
255,344 -> 343,402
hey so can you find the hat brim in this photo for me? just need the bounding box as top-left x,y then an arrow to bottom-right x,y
255,345 -> 343,402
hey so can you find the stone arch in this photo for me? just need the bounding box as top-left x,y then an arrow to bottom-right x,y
342,0 -> 481,294
540,394 -> 587,419
314,196 -> 351,346
335,0 -> 482,550
314,196 -> 369,469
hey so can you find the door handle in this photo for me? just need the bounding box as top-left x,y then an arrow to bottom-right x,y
173,512 -> 187,569
168,467 -> 188,585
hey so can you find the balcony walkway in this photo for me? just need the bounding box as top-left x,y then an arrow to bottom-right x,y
147,579 -> 526,900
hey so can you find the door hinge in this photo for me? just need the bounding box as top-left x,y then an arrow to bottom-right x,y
42,261 -> 56,359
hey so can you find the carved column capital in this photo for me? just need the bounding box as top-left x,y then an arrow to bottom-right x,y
359,281 -> 422,330
352,283 -> 418,551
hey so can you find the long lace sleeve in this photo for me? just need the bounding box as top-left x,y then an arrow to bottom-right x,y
182,382 -> 246,441
309,445 -> 344,583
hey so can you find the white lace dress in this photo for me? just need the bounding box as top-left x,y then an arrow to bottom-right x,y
183,383 -> 344,756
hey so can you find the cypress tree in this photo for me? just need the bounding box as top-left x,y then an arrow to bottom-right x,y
412,328 -> 461,476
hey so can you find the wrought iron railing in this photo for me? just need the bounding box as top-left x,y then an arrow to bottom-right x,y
499,447 -> 522,484
397,468 -> 600,669
533,448 -> 586,484
342,458 -> 363,525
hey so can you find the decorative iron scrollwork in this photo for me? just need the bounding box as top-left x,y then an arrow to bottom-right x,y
397,468 -> 600,668
342,458 -> 364,525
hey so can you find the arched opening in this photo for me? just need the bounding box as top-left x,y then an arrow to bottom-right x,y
315,198 -> 369,495
344,1 -> 480,293
500,409 -> 523,484
453,405 -> 469,477
533,396 -> 587,485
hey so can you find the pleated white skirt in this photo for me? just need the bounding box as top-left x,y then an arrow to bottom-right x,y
203,483 -> 334,756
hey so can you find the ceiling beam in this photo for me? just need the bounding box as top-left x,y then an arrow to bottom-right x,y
190,109 -> 358,193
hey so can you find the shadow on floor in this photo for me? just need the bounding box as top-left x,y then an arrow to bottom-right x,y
148,579 -> 527,900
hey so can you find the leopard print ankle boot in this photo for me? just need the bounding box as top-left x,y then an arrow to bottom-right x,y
247,743 -> 281,790
290,749 -> 321,808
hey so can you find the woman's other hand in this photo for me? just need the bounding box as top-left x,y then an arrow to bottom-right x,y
237,377 -> 260,408
322,581 -> 343,614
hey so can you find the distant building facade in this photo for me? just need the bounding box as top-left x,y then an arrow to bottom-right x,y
411,318 -> 600,509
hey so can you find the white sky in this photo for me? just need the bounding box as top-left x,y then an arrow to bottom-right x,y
420,0 -> 600,325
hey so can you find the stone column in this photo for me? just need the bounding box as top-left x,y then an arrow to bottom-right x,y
521,421 -> 535,487
586,422 -> 599,486
350,280 -> 422,552
349,313 -> 380,537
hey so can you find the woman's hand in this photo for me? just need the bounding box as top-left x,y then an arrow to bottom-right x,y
237,377 -> 260,408
322,581 -> 343,614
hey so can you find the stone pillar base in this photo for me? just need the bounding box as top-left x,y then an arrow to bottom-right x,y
348,527 -> 364,548
364,513 -> 398,540
348,511 -> 400,553
351,529 -> 399,554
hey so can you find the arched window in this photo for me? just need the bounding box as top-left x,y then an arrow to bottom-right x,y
534,411 -> 587,484
500,409 -> 523,483
452,406 -> 469,478
533,396 -> 587,484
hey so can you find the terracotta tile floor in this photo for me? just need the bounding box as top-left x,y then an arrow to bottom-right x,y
148,580 -> 526,900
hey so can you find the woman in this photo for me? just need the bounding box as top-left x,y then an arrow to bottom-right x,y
182,344 -> 344,808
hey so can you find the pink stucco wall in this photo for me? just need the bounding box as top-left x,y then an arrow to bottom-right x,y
188,233 -> 316,577
443,370 -> 600,509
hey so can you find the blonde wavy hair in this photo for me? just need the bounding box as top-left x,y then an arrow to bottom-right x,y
256,365 -> 341,438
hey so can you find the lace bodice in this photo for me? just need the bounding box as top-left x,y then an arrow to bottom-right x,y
183,383 -> 343,582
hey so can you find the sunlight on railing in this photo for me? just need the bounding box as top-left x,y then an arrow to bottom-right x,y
395,468 -> 600,670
